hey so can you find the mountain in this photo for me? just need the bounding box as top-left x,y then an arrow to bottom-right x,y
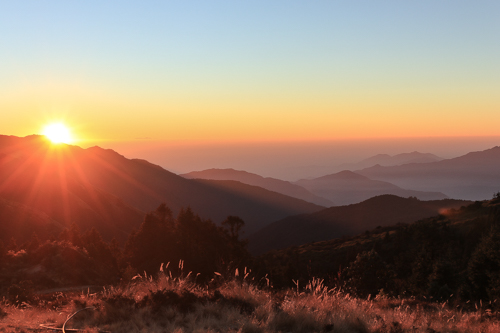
187,179 -> 325,233
181,168 -> 333,206
0,136 -> 145,242
283,151 -> 443,180
357,146 -> 500,200
295,170 -> 447,206
0,135 -> 323,242
0,197 -> 64,242
257,197 -> 500,299
336,151 -> 443,171
248,195 -> 470,254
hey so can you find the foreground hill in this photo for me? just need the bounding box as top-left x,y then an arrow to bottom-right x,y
182,168 -> 333,206
0,135 -> 323,241
358,146 -> 500,200
0,136 -> 144,242
249,195 -> 470,254
257,196 -> 500,305
295,170 -> 447,205
3,269 -> 497,333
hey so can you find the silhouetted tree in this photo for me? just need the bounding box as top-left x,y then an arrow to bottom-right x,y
222,216 -> 245,240
344,249 -> 394,297
467,226 -> 500,302
125,204 -> 250,280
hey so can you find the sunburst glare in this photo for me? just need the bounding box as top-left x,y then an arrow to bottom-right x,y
42,123 -> 73,144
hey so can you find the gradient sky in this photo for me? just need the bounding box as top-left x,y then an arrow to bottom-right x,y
1,0 -> 499,146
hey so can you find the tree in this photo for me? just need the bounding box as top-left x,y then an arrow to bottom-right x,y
125,205 -> 251,280
344,249 -> 394,297
467,226 -> 500,302
222,216 -> 245,241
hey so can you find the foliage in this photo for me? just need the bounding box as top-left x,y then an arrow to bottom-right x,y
2,268 -> 500,332
124,204 -> 251,279
258,198 -> 500,306
467,226 -> 500,301
4,197 -> 500,319
7,280 -> 36,305
343,249 -> 394,298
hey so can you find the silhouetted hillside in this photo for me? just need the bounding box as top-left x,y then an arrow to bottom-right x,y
0,198 -> 63,242
0,135 -> 323,240
0,136 -> 144,243
295,170 -> 447,205
249,195 -> 470,254
190,179 -> 325,233
257,197 -> 500,303
358,146 -> 500,200
182,168 -> 332,206
77,147 -> 323,235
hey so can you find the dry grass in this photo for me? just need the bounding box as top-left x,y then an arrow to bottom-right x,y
1,269 -> 499,333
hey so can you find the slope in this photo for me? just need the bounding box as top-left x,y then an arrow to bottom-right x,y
295,170 -> 447,205
357,146 -> 500,200
181,168 -> 333,206
0,135 -> 323,239
248,195 -> 470,254
0,135 -> 145,243
335,151 -> 443,171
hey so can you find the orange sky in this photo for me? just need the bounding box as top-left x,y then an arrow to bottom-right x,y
3,82 -> 499,146
1,1 -> 499,149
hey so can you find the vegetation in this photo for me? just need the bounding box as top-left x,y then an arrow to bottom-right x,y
124,205 -> 250,279
2,267 -> 500,332
2,198 -> 500,331
257,196 -> 500,307
0,204 -> 250,296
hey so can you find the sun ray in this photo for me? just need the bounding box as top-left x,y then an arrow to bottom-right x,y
86,151 -> 165,202
42,123 -> 73,144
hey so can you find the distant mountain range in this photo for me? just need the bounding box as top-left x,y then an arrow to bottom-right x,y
336,151 -> 443,171
0,135 -> 323,243
284,151 -> 444,180
295,170 -> 447,206
181,166 -> 448,207
2,134 -> 498,253
181,168 -> 333,206
357,146 -> 500,200
248,195 -> 471,254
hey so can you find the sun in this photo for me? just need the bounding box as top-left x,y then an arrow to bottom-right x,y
42,123 -> 73,144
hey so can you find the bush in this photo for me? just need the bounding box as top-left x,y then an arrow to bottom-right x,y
7,280 -> 36,305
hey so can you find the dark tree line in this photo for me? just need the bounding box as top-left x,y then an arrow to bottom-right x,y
124,204 -> 250,279
0,204 -> 250,299
257,197 -> 500,306
3,197 -> 500,307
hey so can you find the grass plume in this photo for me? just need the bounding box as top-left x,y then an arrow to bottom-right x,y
1,266 -> 499,332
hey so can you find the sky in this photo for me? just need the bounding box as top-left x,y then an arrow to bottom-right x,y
1,1 -> 499,178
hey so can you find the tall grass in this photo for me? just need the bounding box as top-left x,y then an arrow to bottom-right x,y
1,264 -> 499,332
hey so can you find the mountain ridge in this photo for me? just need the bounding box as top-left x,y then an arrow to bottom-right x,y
181,168 -> 333,206
357,146 -> 500,200
249,194 -> 470,254
0,135 -> 323,242
295,170 -> 447,206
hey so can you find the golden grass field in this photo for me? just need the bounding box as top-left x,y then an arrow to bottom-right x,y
1,268 -> 499,333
